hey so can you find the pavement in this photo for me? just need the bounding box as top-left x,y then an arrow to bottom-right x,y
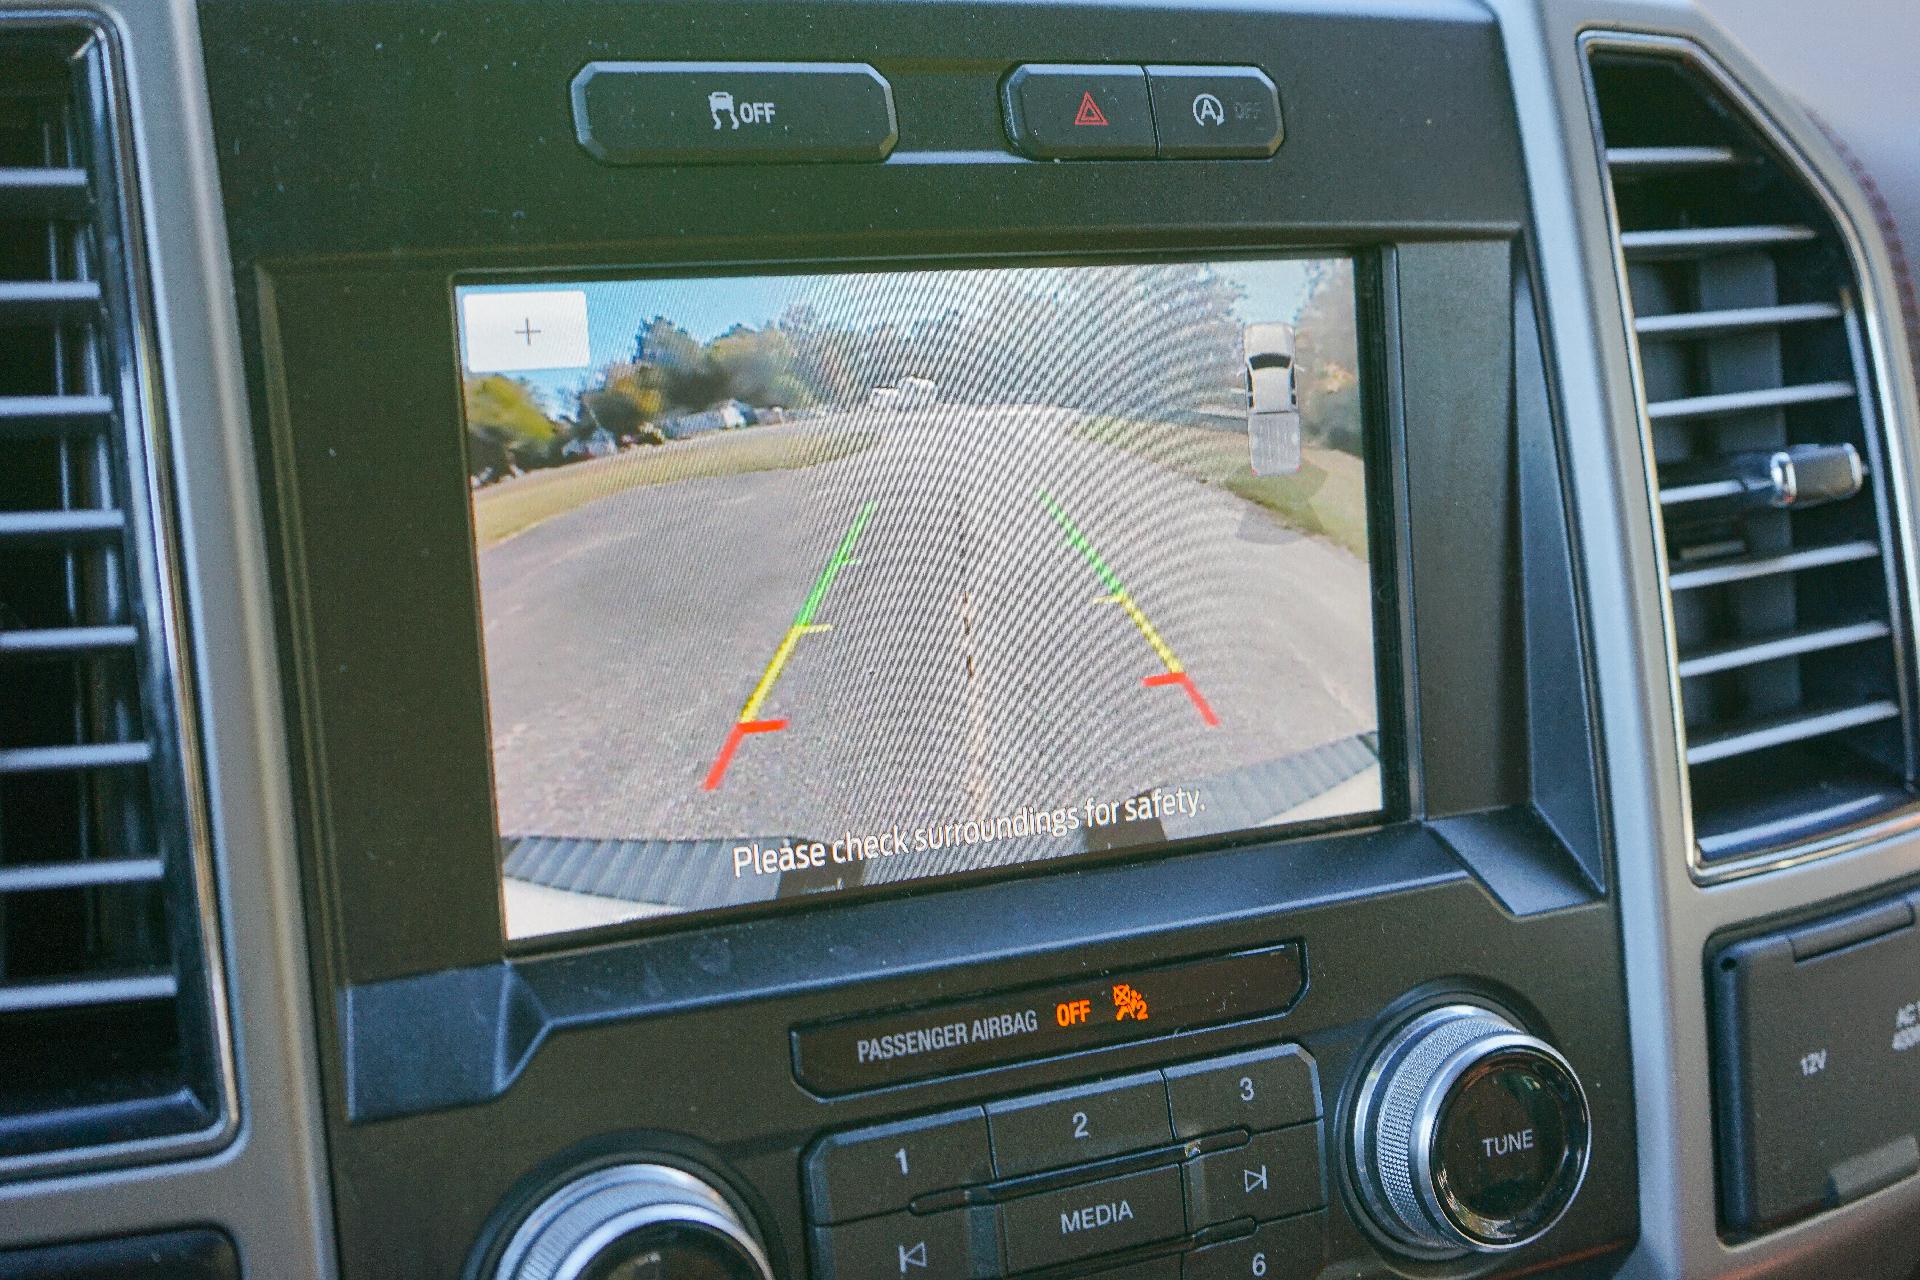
477,404 -> 1380,924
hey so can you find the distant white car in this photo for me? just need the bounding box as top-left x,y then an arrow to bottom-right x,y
1244,322 -> 1302,476
868,386 -> 900,408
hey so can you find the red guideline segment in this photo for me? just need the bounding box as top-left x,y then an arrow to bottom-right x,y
700,719 -> 787,792
1142,672 -> 1219,727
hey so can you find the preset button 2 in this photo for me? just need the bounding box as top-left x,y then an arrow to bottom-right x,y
987,1072 -> 1174,1176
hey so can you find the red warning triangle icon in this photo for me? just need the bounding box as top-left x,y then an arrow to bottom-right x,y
1073,91 -> 1109,127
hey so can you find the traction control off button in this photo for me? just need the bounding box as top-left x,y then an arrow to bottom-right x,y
571,61 -> 898,165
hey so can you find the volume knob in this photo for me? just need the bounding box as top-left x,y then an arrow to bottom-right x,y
495,1163 -> 774,1280
1350,1004 -> 1590,1256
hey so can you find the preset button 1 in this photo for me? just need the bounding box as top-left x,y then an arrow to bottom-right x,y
806,1107 -> 993,1224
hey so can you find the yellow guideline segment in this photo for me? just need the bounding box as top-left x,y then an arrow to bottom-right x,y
739,624 -> 832,723
702,503 -> 876,793
1102,592 -> 1184,675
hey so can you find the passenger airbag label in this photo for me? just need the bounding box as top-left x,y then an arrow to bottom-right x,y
792,945 -> 1303,1093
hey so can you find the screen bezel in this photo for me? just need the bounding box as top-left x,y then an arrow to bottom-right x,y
448,246 -> 1410,953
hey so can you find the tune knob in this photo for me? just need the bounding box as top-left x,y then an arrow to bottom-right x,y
1350,1004 -> 1590,1257
494,1163 -> 774,1280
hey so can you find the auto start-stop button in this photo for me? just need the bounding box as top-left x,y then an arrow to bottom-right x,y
1432,1049 -> 1587,1245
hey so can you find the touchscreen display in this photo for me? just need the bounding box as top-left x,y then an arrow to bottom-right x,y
456,257 -> 1383,939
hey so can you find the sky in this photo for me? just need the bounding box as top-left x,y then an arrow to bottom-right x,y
457,256 -> 1340,416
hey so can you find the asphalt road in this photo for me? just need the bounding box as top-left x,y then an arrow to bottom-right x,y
478,404 -> 1379,873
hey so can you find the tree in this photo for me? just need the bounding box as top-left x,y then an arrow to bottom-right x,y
463,376 -> 560,476
1294,265 -> 1363,455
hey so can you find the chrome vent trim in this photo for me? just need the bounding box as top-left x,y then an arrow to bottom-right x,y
0,14 -> 235,1178
1583,33 -> 1920,883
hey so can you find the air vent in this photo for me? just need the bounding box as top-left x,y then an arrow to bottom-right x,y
1588,38 -> 1918,873
0,21 -> 230,1172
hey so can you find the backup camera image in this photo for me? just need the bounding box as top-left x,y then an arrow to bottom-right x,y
456,258 -> 1381,939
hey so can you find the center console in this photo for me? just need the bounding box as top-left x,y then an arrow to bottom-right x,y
192,1 -> 1638,1276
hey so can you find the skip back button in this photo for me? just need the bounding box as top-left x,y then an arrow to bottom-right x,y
812,1206 -> 995,1280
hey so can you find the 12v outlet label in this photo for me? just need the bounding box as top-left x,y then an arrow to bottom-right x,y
791,944 -> 1304,1093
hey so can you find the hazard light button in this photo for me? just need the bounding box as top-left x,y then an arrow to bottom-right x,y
1003,64 -> 1155,159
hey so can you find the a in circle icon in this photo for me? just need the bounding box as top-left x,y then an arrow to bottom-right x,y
1191,91 -> 1226,126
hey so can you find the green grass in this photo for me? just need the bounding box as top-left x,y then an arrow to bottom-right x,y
1223,450 -> 1370,561
472,425 -> 876,549
1075,416 -> 1371,559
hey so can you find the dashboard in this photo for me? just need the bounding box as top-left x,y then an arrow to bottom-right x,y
0,1 -> 1916,1278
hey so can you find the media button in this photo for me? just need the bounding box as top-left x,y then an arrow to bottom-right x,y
1003,64 -> 1155,159
1184,1125 -> 1324,1228
571,62 -> 898,165
1164,1045 -> 1319,1140
1145,66 -> 1283,159
998,1166 -> 1186,1272
806,1107 -> 993,1224
987,1072 -> 1174,1177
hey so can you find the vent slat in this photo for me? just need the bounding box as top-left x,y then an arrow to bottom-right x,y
0,279 -> 102,322
1696,792 -> 1904,860
1619,224 -> 1819,259
0,509 -> 126,541
1647,381 -> 1856,422
1667,539 -> 1879,590
0,394 -> 115,437
1659,478 -> 1746,506
0,18 -> 225,1171
0,625 -> 139,657
0,860 -> 166,893
1677,620 -> 1891,678
0,973 -> 178,1017
0,741 -> 154,775
1607,144 -> 1740,171
1687,700 -> 1901,766
1594,45 -> 1914,872
1636,302 -> 1843,339
0,166 -> 89,217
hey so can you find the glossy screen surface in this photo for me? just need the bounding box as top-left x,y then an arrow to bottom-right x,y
455,258 -> 1382,939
